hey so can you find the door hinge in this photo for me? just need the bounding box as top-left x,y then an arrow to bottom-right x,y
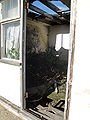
24,1 -> 29,10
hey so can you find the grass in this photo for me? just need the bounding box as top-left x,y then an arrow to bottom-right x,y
48,79 -> 66,106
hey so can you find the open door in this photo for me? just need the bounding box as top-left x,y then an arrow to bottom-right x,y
0,0 -> 26,107
21,0 -> 27,109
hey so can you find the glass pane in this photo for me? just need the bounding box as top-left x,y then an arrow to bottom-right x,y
1,0 -> 19,20
3,21 -> 20,60
0,3 -> 2,20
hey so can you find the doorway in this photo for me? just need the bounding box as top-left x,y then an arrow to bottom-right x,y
25,1 -> 71,119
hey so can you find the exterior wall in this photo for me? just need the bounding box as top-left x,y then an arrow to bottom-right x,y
0,0 -> 24,108
69,0 -> 90,120
0,63 -> 21,107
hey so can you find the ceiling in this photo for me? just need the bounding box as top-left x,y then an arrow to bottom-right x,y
28,0 -> 71,25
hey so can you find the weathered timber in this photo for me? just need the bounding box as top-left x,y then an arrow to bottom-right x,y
39,0 -> 62,15
29,3 -> 53,20
29,4 -> 63,24
37,105 -> 64,120
40,0 -> 70,22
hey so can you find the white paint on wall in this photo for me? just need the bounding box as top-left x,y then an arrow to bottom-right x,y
49,25 -> 69,62
69,0 -> 90,120
0,63 -> 21,107
55,33 -> 70,51
63,34 -> 70,49
48,25 -> 70,48
55,34 -> 62,51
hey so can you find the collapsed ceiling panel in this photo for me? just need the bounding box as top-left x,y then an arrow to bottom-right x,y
28,0 -> 70,25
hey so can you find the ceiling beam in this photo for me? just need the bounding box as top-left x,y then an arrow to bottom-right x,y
29,0 -> 35,3
27,12 -> 60,25
39,0 -> 70,21
29,3 -> 53,20
39,0 -> 62,15
29,3 -> 69,24
29,4 -> 65,24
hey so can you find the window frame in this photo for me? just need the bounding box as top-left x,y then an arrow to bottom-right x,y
0,0 -> 22,66
0,0 -> 20,22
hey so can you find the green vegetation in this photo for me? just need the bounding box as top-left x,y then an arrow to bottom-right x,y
8,47 -> 19,60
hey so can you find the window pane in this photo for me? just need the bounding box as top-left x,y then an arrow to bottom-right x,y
0,0 -> 19,20
3,21 -> 20,60
0,3 -> 2,20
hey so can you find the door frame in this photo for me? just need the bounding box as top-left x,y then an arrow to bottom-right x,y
21,0 -> 27,109
21,0 -> 77,120
64,0 -> 77,120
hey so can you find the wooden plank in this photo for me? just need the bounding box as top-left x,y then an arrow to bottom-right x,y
29,4 -> 64,24
64,0 -> 77,120
29,4 -> 53,20
40,0 -> 62,15
37,105 -> 64,120
40,0 -> 70,22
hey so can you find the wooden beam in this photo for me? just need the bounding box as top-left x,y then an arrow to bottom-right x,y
29,0 -> 35,3
29,4 -> 64,24
62,13 -> 70,21
29,3 -> 69,24
39,0 -> 70,22
39,0 -> 62,15
29,3 -> 53,20
27,12 -> 55,25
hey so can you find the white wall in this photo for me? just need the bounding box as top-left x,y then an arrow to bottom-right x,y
0,63 -> 21,107
48,25 -> 70,48
48,25 -> 70,62
69,0 -> 90,120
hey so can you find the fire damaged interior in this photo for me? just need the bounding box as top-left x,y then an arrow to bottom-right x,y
26,0 -> 70,119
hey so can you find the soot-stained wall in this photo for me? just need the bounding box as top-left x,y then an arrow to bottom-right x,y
26,18 -> 49,54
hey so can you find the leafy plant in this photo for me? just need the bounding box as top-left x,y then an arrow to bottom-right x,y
8,47 -> 19,60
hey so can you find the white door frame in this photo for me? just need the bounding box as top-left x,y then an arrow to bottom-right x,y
64,0 -> 77,120
21,0 -> 77,120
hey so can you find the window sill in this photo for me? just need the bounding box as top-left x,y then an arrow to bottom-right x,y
0,58 -> 22,66
0,16 -> 20,24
